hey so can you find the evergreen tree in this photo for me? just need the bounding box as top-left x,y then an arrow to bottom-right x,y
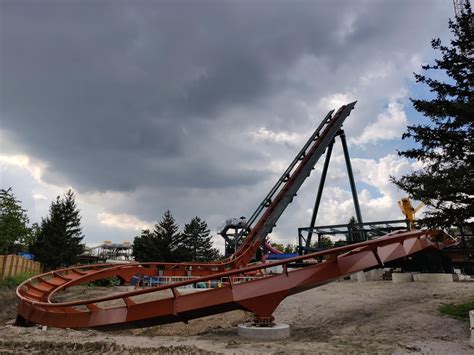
313,235 -> 333,249
20,222 -> 39,251
155,210 -> 181,261
0,188 -> 33,254
283,243 -> 295,254
131,229 -> 158,262
178,217 -> 220,262
132,210 -> 181,262
30,190 -> 84,270
392,4 -> 473,231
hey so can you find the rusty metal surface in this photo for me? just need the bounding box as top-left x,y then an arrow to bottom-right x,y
16,229 -> 454,328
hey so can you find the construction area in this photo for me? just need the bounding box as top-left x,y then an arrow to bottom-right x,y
1,0 -> 473,352
0,103 -> 471,353
0,279 -> 473,353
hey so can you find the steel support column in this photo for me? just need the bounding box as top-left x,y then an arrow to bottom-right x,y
340,130 -> 364,229
306,139 -> 335,248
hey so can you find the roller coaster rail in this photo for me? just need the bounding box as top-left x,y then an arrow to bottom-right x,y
17,101 -> 453,330
16,229 -> 454,328
298,219 -> 412,253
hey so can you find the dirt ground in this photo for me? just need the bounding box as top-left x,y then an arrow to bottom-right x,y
1,280 -> 473,354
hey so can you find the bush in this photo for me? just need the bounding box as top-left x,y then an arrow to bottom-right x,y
439,299 -> 474,321
86,276 -> 121,287
1,272 -> 35,288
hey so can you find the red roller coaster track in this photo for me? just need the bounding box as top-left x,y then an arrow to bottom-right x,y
16,229 -> 454,328
16,103 -> 455,328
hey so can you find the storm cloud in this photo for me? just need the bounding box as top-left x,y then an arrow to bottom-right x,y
0,1 -> 452,245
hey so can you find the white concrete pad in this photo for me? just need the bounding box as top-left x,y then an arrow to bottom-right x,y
471,310 -> 474,347
237,323 -> 290,339
356,271 -> 366,282
392,273 -> 414,283
413,273 -> 453,282
365,269 -> 383,281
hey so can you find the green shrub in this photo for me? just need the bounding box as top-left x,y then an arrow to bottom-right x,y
86,276 -> 121,287
1,272 -> 35,288
439,299 -> 474,321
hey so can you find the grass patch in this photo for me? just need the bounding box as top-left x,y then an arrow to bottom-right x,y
0,272 -> 35,288
439,299 -> 474,321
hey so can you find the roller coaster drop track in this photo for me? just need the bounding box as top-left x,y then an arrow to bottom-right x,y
17,229 -> 454,328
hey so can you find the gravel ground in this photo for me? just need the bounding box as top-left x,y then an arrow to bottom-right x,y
1,280 -> 473,354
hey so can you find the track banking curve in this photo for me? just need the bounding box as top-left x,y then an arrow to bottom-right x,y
16,229 -> 454,328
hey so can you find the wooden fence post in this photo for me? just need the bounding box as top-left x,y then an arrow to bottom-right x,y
0,255 -> 5,280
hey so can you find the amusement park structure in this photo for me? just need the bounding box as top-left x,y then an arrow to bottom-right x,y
15,102 -> 457,329
80,241 -> 134,264
15,230 -> 454,328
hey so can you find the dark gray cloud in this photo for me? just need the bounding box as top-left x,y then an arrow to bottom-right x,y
0,1 -> 452,244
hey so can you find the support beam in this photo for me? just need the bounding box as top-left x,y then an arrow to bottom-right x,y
306,139 -> 335,248
340,131 -> 364,228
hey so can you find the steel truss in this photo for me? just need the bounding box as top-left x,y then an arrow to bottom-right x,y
16,229 -> 454,328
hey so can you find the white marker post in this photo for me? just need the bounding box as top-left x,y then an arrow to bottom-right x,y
470,310 -> 474,347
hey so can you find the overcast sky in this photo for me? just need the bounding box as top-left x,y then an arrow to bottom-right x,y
0,0 -> 453,251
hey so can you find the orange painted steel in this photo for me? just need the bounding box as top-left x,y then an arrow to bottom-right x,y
231,103 -> 356,268
16,229 -> 454,328
51,102 -> 356,280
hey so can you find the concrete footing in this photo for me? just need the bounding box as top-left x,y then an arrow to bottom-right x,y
348,269 -> 470,283
413,273 -> 454,282
453,274 -> 473,281
349,271 -> 368,282
392,272 -> 414,283
470,310 -> 474,348
392,272 -> 471,283
365,269 -> 383,281
350,269 -> 384,282
356,271 -> 366,282
237,323 -> 290,339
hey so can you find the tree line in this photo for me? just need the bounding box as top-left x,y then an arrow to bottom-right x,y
0,188 -> 221,270
132,210 -> 220,262
0,188 -> 84,270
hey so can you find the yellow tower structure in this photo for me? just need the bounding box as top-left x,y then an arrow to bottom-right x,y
398,197 -> 425,226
